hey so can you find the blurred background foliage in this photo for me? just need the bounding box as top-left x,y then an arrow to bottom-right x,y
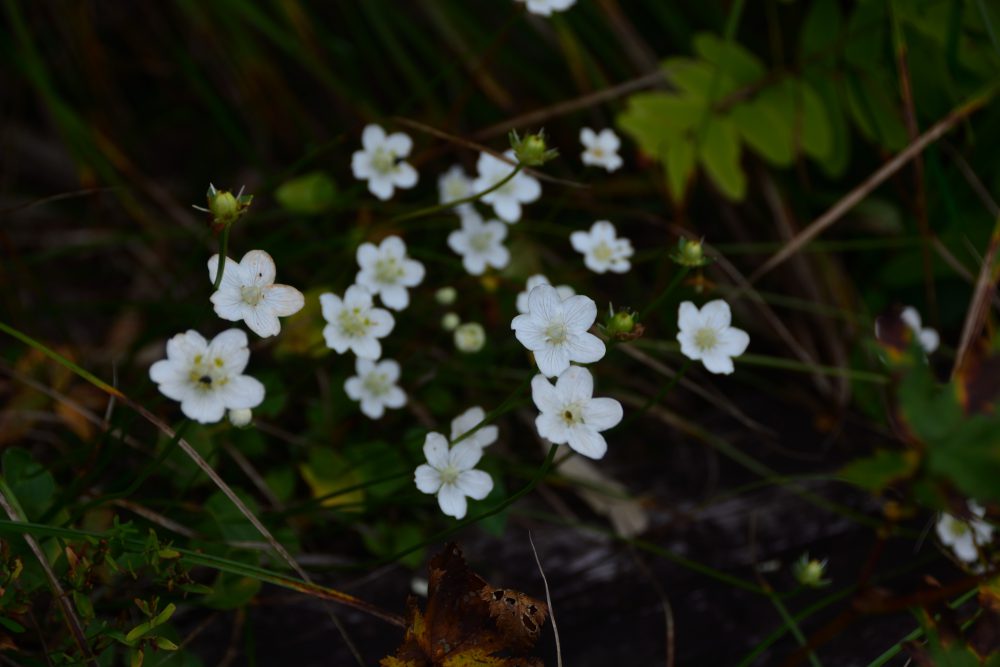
4,0 -> 1000,665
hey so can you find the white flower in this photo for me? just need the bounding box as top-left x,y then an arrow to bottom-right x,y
344,357 -> 407,419
450,406 -> 498,450
473,150 -> 541,224
320,285 -> 394,359
149,329 -> 265,425
438,165 -> 474,214
351,124 -> 418,201
454,322 -> 486,353
207,250 -> 304,338
580,128 -> 623,172
570,221 -> 634,274
531,366 -> 623,460
676,300 -> 750,375
516,0 -> 577,16
516,274 -> 575,315
901,306 -> 939,353
936,502 -> 994,563
228,408 -> 253,427
511,284 -> 606,377
447,210 -> 510,275
355,235 -> 425,311
414,432 -> 493,519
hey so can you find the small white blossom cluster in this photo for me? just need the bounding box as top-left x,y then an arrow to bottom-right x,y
936,502 -> 994,565
151,237 -> 306,424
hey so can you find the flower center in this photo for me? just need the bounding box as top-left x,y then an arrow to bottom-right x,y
187,355 -> 229,393
693,327 -> 718,352
439,464 -> 460,485
370,148 -> 397,174
591,147 -> 604,158
949,520 -> 970,538
240,285 -> 264,306
593,242 -> 614,262
543,320 -> 568,345
559,402 -> 584,427
445,180 -> 467,201
338,307 -> 371,338
362,372 -> 391,397
374,257 -> 404,284
469,231 -> 493,253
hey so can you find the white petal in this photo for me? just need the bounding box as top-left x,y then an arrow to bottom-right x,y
392,162 -> 418,189
220,375 -> 266,409
361,124 -> 386,151
570,231 -> 592,253
567,426 -> 608,459
584,254 -> 609,274
701,352 -> 735,375
355,357 -> 376,376
562,295 -> 596,331
423,432 -> 450,469
383,386 -> 407,409
463,255 -> 487,276
150,359 -> 183,386
264,285 -> 305,317
513,173 -> 541,203
535,344 -> 570,378
344,284 -> 374,309
531,374 -> 562,413
379,285 -> 409,311
700,300 -> 733,329
535,411 -> 569,444
580,127 -> 596,146
210,290 -> 245,322
590,221 -> 616,242
357,243 -> 378,269
583,397 -> 623,431
244,307 -> 281,338
677,330 -> 703,361
900,306 -> 922,332
717,327 -> 750,358
414,465 -> 442,494
240,250 -> 276,286
380,236 -> 406,257
351,151 -> 374,179
456,470 -> 493,500
492,196 -> 521,223
384,132 -> 413,156
448,229 -> 470,254
360,397 -> 386,419
526,284 -> 561,322
208,329 -> 250,369
319,293 -> 342,322
180,394 -> 226,424
207,255 -> 244,291
367,174 -> 395,201
401,259 -> 425,287
450,407 -> 484,440
378,358 -> 401,382
368,308 -> 395,337
344,376 -> 363,400
448,441 -> 483,471
351,336 -> 382,360
555,365 -> 593,402
567,332 -> 606,365
919,329 -> 939,353
437,484 -> 467,519
677,301 -> 700,332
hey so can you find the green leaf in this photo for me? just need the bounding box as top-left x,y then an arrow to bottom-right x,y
154,637 -> 179,651
843,1 -> 888,69
343,440 -> 408,500
0,617 -> 25,633
152,603 -> 176,627
1,448 -> 55,521
697,117 -> 745,200
926,414 -> 1000,504
844,72 -> 908,151
126,621 -> 153,644
693,33 -> 765,85
617,92 -> 702,158
203,490 -> 261,542
840,450 -> 919,490
274,171 -> 338,214
730,98 -> 794,166
806,75 -> 850,177
201,572 -> 261,610
796,80 -> 833,161
663,137 -> 697,203
299,447 -> 364,509
800,0 -> 843,63
662,57 -> 739,102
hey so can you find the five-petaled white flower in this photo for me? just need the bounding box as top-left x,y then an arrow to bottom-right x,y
355,235 -> 425,311
516,0 -> 577,16
936,502 -> 994,564
438,165 -> 474,214
447,210 -> 510,275
414,432 -> 493,519
473,150 -> 541,224
149,329 -> 265,424
570,221 -> 634,274
516,274 -> 575,315
351,124 -> 418,201
208,250 -> 304,338
511,284 -> 606,377
901,306 -> 939,353
454,322 -> 486,353
320,285 -> 394,359
531,365 -> 623,460
580,128 -> 623,172
676,300 -> 749,375
450,406 -> 498,450
344,357 -> 407,419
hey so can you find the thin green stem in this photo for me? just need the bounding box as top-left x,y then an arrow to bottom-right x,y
637,267 -> 689,323
765,588 -> 824,667
212,223 -> 232,290
391,162 -> 524,224
618,358 -> 692,430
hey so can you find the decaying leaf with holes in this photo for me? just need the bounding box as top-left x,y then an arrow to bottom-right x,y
381,543 -> 548,667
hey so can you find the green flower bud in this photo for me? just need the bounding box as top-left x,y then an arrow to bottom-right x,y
199,183 -> 253,227
435,287 -> 457,305
441,312 -> 461,331
792,553 -> 830,588
509,129 -> 559,167
671,237 -> 710,268
602,306 -> 644,341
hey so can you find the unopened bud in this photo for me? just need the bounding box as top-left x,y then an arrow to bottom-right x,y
200,183 -> 253,227
441,312 -> 461,331
509,129 -> 558,167
454,322 -> 486,353
228,408 -> 253,428
435,287 -> 457,305
671,237 -> 710,268
792,553 -> 830,588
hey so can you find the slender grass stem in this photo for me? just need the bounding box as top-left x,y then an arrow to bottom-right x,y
391,163 -> 523,224
212,223 -> 232,290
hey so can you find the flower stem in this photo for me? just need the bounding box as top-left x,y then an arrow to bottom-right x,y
391,162 -> 524,224
618,358 -> 692,430
212,223 -> 232,290
637,266 -> 689,322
